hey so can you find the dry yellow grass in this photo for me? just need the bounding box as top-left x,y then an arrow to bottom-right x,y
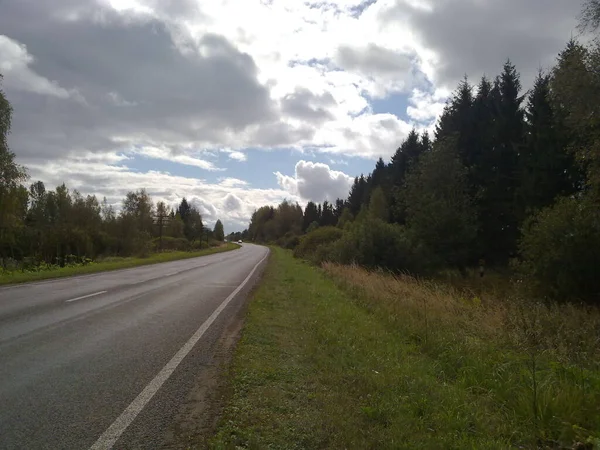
323,262 -> 600,369
322,262 -> 600,446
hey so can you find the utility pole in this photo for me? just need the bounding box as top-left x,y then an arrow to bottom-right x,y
155,204 -> 170,252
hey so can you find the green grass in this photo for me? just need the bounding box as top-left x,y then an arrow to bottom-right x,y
209,247 -> 600,450
0,243 -> 239,286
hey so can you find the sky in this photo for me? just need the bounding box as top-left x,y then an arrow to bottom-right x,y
0,0 -> 584,232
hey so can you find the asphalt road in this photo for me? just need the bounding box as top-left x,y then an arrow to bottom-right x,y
0,244 -> 269,449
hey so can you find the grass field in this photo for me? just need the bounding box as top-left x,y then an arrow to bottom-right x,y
210,247 -> 600,450
0,243 -> 239,286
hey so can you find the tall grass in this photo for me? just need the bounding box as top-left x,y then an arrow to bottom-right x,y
323,263 -> 600,448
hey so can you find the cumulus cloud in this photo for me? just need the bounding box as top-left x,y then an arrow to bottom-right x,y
406,87 -> 448,124
275,160 -> 354,203
223,193 -> 243,211
281,87 -> 337,124
0,0 -> 275,164
227,151 -> 247,161
24,157 -> 297,231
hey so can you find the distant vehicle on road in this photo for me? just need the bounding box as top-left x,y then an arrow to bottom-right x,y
238,240 -> 243,244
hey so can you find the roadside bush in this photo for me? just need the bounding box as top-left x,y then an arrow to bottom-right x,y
328,219 -> 427,273
518,195 -> 600,303
293,226 -> 344,259
153,236 -> 189,252
277,232 -> 300,250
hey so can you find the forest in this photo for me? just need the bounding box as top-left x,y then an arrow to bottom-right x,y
246,35 -> 600,303
0,103 -> 227,271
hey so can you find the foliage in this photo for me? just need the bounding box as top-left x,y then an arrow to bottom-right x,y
404,138 -> 479,271
213,219 -> 225,241
518,195 -> 600,302
328,218 -> 426,273
293,226 -> 343,260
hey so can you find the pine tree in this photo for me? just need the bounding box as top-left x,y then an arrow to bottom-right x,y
518,71 -> 578,212
347,175 -> 367,216
303,202 -> 319,232
405,138 -> 479,271
477,61 -> 526,263
213,219 -> 225,241
389,129 -> 421,186
552,40 -> 600,193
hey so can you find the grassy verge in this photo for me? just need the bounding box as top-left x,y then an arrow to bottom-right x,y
0,243 -> 239,286
210,247 -> 600,449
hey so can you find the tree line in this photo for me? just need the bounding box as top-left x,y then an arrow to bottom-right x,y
247,7 -> 600,303
0,86 -> 228,269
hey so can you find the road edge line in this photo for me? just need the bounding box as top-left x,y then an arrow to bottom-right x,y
88,247 -> 269,450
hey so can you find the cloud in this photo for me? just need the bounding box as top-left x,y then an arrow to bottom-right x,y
276,160 -> 354,203
0,35 -> 74,99
335,43 -> 414,78
223,192 -> 243,211
281,87 -> 337,124
0,1 -> 275,164
380,0 -> 581,89
227,151 -> 247,161
406,87 -> 448,124
218,178 -> 248,188
24,155 -> 297,232
131,145 -> 223,171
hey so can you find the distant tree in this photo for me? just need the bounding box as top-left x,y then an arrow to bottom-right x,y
186,208 -> 203,243
122,189 -> 154,235
320,201 -> 336,227
579,0 -> 600,34
518,71 -> 579,214
552,40 -> 600,194
274,200 -> 303,237
333,198 -> 346,220
155,201 -> 170,250
390,129 -> 422,187
166,212 -> 185,238
368,186 -> 388,222
336,207 -> 353,229
347,175 -> 367,216
248,205 -> 276,242
213,219 -> 225,241
175,198 -> 205,243
306,221 -> 320,233
303,201 -> 319,232
405,138 -> 479,271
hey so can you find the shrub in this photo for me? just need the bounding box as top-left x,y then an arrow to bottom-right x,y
518,195 -> 600,303
293,226 -> 344,260
153,236 -> 190,252
328,219 -> 426,273
277,232 -> 301,250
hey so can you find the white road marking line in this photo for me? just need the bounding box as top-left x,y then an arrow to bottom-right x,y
65,291 -> 108,303
89,249 -> 270,450
164,272 -> 178,277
